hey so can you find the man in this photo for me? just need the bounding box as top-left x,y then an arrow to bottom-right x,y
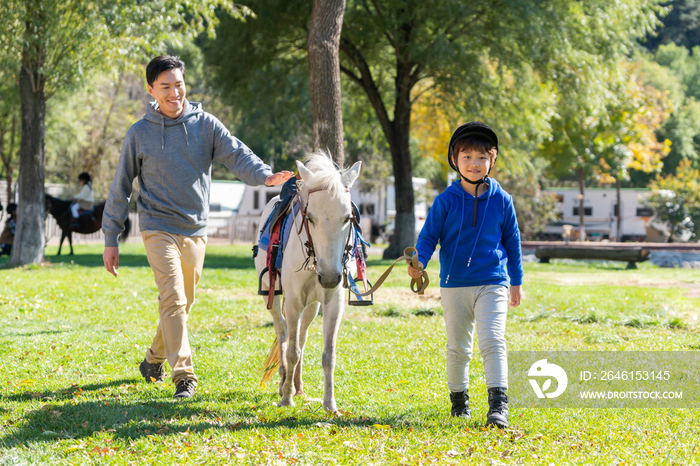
102,55 -> 293,399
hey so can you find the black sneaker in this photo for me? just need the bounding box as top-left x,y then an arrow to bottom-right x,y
449,390 -> 471,418
486,387 -> 509,428
173,379 -> 197,399
139,358 -> 165,383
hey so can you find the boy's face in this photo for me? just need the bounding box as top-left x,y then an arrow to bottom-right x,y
148,68 -> 186,119
455,148 -> 494,182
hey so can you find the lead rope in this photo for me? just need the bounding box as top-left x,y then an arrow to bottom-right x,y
350,247 -> 429,296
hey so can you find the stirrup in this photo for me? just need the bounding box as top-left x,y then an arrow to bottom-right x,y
257,267 -> 283,296
348,277 -> 373,306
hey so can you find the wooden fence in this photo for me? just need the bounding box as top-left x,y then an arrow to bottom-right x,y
44,213 -> 261,245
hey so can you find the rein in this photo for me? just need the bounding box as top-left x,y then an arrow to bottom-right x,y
350,247 -> 429,296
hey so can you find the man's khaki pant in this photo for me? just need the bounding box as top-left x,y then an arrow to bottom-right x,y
142,231 -> 207,384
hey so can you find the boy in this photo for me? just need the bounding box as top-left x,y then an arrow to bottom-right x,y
102,55 -> 293,399
407,121 -> 523,428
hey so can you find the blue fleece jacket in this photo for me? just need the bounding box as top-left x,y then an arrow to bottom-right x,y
415,179 -> 523,288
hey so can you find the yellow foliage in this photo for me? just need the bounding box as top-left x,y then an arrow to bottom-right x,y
411,91 -> 457,174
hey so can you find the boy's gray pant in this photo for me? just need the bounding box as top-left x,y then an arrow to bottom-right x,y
441,285 -> 509,392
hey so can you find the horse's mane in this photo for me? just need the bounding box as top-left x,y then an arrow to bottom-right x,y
302,151 -> 345,198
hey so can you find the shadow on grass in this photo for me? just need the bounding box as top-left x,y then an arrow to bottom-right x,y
1,382 -> 457,446
3,250 -> 258,270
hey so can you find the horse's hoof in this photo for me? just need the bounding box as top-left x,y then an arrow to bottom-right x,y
294,389 -> 307,398
323,402 -> 339,414
279,397 -> 295,408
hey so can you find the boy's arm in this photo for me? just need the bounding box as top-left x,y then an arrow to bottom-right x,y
414,196 -> 447,270
501,195 -> 523,287
211,118 -> 274,186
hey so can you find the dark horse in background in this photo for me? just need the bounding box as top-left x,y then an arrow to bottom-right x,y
45,194 -> 131,255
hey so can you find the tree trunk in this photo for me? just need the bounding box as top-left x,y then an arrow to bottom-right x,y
577,167 -> 585,242
616,175 -> 622,242
10,62 -> 46,266
308,0 -> 346,166
382,95 -> 415,260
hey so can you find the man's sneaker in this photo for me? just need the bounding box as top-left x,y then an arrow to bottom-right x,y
173,379 -> 197,399
139,358 -> 165,383
486,387 -> 509,428
449,390 -> 471,418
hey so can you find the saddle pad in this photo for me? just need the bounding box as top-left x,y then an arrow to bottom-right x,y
258,203 -> 299,253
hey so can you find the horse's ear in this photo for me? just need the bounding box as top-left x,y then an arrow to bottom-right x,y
296,160 -> 313,182
341,161 -> 362,188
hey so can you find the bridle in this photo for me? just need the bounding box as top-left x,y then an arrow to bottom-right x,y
292,181 -> 358,278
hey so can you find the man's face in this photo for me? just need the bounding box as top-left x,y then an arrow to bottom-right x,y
148,68 -> 186,119
455,148 -> 494,182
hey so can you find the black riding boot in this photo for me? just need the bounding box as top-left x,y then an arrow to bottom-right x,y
449,390 -> 471,418
486,387 -> 509,428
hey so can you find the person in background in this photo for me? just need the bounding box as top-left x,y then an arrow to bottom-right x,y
70,172 -> 94,228
0,203 -> 17,256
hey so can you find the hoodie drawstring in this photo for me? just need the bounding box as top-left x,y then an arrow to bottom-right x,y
161,118 -> 165,150
467,188 -> 492,268
445,191 -> 466,284
182,123 -> 189,146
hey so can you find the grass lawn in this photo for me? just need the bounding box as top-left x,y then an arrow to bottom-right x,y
0,242 -> 699,465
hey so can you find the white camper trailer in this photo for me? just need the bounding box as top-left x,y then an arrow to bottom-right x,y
542,187 -> 655,241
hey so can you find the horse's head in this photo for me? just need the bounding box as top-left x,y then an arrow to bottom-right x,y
296,153 -> 361,289
44,194 -> 53,214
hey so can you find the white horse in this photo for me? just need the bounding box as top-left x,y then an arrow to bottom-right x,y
255,151 -> 361,414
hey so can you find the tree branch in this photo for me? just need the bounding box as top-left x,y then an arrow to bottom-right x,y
340,36 -> 394,142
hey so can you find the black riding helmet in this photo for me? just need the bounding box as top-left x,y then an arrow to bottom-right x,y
447,121 -> 499,173
448,121 -> 499,227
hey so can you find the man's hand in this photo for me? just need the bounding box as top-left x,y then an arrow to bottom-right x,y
103,246 -> 119,277
509,285 -> 522,307
265,171 -> 294,187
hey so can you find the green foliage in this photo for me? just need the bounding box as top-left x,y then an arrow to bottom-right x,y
44,74 -> 144,199
643,43 -> 700,176
646,158 -> 700,240
644,0 -> 700,50
0,0 -> 253,94
497,158 -> 560,240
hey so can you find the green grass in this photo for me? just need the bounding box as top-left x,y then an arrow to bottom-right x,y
1,243 -> 699,464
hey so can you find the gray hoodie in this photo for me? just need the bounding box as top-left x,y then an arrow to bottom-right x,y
102,100 -> 273,247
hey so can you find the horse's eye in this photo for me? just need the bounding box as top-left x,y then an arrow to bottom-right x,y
307,217 -> 315,226
344,216 -> 352,224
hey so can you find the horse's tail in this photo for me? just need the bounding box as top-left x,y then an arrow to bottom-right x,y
120,217 -> 132,242
260,336 -> 281,388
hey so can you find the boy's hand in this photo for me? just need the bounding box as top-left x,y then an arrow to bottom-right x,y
407,262 -> 424,279
509,285 -> 522,307
265,171 -> 294,186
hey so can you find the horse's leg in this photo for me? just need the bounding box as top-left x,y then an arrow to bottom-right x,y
294,302 -> 320,397
68,231 -> 74,255
279,298 -> 302,407
321,290 -> 344,414
269,294 -> 288,397
57,230 -> 65,256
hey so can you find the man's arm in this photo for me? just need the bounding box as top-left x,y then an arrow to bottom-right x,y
211,117 -> 290,185
102,132 -> 139,276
